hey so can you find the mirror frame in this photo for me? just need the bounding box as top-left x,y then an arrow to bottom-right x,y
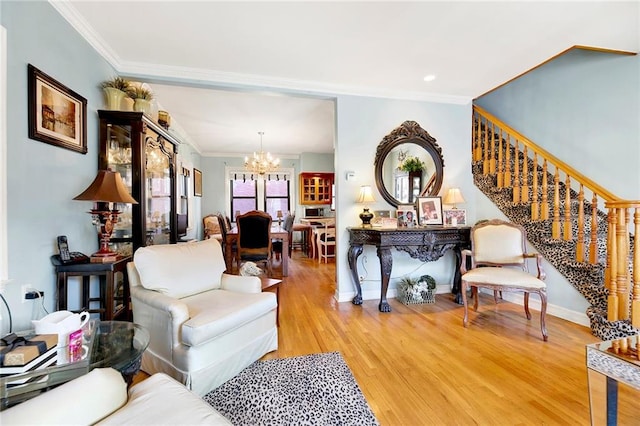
374,121 -> 445,208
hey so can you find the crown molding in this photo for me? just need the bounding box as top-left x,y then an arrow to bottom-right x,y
119,60 -> 472,106
48,0 -> 122,69
50,1 -> 471,106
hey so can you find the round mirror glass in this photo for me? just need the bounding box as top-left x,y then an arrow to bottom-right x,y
374,121 -> 444,208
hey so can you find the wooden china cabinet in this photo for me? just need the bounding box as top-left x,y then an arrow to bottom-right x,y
299,172 -> 334,205
97,110 -> 179,256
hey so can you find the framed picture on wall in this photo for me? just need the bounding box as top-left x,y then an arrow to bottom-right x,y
27,64 -> 87,154
417,196 -> 443,225
193,168 -> 202,197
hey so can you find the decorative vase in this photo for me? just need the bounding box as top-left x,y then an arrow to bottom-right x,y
103,87 -> 126,110
133,99 -> 151,115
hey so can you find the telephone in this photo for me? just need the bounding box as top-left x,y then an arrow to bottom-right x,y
55,236 -> 90,265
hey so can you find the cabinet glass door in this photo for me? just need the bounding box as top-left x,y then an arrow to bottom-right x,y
105,123 -> 133,257
145,134 -> 172,246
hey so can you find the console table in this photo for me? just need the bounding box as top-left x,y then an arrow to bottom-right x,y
347,226 -> 471,312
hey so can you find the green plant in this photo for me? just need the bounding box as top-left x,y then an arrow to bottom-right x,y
127,86 -> 154,100
400,156 -> 425,172
100,76 -> 131,91
417,274 -> 436,290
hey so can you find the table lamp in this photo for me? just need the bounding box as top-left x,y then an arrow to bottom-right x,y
73,169 -> 138,258
443,187 -> 465,226
356,185 -> 376,227
276,210 -> 283,226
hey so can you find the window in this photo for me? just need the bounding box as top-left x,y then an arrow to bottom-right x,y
227,168 -> 294,222
265,178 -> 290,219
230,177 -> 257,221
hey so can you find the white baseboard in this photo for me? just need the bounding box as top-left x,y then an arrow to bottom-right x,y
336,286 -> 590,327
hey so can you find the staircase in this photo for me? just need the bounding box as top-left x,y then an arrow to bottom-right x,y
472,105 -> 639,340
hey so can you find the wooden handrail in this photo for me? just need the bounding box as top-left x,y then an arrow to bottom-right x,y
474,105 -> 620,202
473,105 -> 639,332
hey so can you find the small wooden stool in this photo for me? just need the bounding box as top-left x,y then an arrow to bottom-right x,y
291,223 -> 312,256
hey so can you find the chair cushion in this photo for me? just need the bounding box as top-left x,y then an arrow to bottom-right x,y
180,290 -> 277,346
134,238 -> 226,299
462,267 -> 545,289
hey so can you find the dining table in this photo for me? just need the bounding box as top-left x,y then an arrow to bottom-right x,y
225,224 -> 289,276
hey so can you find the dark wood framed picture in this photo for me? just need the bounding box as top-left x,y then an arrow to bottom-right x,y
193,168 -> 202,197
27,64 -> 87,154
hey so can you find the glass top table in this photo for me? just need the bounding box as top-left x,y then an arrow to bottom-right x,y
1,320 -> 149,410
586,334 -> 639,425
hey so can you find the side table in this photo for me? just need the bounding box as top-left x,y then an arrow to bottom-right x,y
586,335 -> 640,425
51,256 -> 131,321
261,277 -> 283,326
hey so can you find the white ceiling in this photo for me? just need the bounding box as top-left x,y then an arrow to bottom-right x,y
54,1 -> 639,157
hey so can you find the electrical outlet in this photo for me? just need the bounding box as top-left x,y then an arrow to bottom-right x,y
21,284 -> 29,303
359,276 -> 364,282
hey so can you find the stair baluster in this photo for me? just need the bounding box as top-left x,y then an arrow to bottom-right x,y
531,152 -> 539,220
576,184 -> 585,262
563,175 -> 572,241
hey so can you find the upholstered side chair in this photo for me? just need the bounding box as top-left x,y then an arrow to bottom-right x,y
460,219 -> 548,341
236,210 -> 273,276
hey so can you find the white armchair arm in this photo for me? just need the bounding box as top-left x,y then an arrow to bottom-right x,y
130,285 -> 190,363
220,273 -> 261,293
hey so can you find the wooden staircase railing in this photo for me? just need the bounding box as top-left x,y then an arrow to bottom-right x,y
473,105 -> 639,331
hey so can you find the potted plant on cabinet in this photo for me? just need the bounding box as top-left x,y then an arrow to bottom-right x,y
100,77 -> 131,110
127,86 -> 154,116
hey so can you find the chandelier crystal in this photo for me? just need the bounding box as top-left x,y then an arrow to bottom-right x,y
244,131 -> 279,175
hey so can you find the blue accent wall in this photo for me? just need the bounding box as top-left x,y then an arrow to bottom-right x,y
476,49 -> 640,199
2,1 -> 116,331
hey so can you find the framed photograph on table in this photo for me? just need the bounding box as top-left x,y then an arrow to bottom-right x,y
397,205 -> 417,227
27,64 -> 87,154
443,209 -> 467,226
417,196 -> 443,225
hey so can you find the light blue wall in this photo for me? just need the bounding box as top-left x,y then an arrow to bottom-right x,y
300,152 -> 334,173
476,49 -> 640,199
333,95 -> 474,303
2,1 -> 117,332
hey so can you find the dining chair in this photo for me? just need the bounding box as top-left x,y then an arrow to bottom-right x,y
272,213 -> 294,260
217,213 -> 236,271
202,214 -> 222,242
236,210 -> 273,276
460,219 -> 548,341
316,220 -> 336,264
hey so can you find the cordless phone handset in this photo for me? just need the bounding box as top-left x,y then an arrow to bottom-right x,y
57,235 -> 71,262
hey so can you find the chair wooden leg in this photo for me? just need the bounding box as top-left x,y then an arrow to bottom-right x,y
539,290 -> 548,341
524,292 -> 532,320
462,281 -> 469,327
472,286 -> 479,311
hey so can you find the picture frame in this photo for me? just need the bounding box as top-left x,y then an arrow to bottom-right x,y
417,196 -> 443,225
371,210 -> 390,227
397,205 -> 417,228
443,209 -> 467,226
193,168 -> 202,197
27,64 -> 87,154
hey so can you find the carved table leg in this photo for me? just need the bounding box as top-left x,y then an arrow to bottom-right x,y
348,244 -> 364,305
452,246 -> 463,304
378,246 -> 392,312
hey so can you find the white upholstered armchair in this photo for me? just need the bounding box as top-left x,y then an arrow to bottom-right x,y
127,238 -> 278,396
460,219 -> 548,341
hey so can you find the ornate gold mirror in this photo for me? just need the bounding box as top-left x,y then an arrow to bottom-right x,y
374,121 -> 444,208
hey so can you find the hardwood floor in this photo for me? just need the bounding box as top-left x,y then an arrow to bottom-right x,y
265,251 -> 639,425
133,250 -> 639,425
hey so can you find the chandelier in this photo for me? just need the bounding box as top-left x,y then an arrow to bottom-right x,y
244,131 -> 279,175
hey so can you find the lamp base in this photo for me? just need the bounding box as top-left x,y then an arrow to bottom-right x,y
359,208 -> 374,227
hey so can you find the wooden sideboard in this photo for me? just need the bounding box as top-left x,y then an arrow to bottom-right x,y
347,226 -> 471,312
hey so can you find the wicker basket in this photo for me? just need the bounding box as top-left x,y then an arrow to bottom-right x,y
396,275 -> 436,305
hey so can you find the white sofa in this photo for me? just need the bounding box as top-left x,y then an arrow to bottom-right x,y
127,238 -> 278,396
1,368 -> 231,425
